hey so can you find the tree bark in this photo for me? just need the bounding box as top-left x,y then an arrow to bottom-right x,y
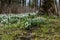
38,0 -> 58,16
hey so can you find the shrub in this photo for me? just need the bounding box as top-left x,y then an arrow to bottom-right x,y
31,17 -> 47,26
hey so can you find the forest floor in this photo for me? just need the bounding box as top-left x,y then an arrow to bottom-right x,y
0,14 -> 60,40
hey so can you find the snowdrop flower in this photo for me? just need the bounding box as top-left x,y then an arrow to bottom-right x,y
1,19 -> 7,23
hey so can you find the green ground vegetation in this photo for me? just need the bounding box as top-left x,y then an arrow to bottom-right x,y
0,14 -> 60,40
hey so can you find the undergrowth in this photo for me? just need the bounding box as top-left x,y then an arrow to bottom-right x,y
0,14 -> 60,40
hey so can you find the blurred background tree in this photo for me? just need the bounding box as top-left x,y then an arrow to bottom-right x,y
38,0 -> 58,16
0,0 -> 59,15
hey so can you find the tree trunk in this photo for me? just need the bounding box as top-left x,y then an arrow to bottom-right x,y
38,0 -> 57,16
